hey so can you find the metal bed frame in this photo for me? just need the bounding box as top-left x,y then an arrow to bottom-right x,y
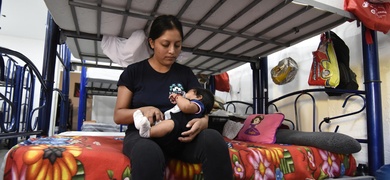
0,47 -> 48,147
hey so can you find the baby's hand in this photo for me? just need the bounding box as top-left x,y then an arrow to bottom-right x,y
169,93 -> 178,104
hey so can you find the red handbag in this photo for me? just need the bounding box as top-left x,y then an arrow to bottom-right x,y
214,72 -> 230,92
344,0 -> 390,33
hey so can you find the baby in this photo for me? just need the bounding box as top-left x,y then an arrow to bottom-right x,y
133,87 -> 214,154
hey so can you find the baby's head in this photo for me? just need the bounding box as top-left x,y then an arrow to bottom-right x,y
187,87 -> 215,114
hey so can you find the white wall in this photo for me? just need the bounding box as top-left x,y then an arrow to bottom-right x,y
0,35 -> 45,75
216,22 -> 390,165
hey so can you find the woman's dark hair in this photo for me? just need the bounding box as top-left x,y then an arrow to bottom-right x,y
192,87 -> 215,114
148,15 -> 184,43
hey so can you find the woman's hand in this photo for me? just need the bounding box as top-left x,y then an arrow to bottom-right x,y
114,86 -> 164,125
178,115 -> 209,143
140,106 -> 164,124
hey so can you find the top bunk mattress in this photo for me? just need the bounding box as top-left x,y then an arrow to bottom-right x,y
43,0 -> 354,75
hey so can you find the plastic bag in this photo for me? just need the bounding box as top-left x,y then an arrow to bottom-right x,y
271,57 -> 298,85
344,0 -> 390,33
101,30 -> 153,67
308,33 -> 340,88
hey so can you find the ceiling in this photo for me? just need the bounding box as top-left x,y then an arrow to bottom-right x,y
0,0 -> 351,42
43,0 -> 355,75
0,0 -> 368,97
3,0 -> 374,78
0,0 -> 47,40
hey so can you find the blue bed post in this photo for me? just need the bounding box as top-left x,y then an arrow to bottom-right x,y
39,12 -> 59,136
251,61 -> 260,114
209,75 -> 215,94
361,26 -> 384,175
260,57 -> 268,114
251,57 -> 268,114
58,45 -> 71,133
8,66 -> 23,146
77,65 -> 87,131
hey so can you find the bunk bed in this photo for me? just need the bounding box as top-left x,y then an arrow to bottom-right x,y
79,74 -> 125,132
85,78 -> 118,97
1,0 -> 386,179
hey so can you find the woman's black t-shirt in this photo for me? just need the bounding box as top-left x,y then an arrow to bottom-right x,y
117,59 -> 201,113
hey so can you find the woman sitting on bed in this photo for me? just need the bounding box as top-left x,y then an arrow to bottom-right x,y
114,15 -> 233,180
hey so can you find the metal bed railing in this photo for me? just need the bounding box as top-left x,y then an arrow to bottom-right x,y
266,88 -> 366,133
55,44 -> 72,134
223,88 -> 366,135
0,47 -> 48,147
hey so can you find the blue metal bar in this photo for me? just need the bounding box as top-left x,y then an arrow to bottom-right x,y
251,57 -> 268,114
0,54 -> 5,81
59,45 -> 71,133
361,26 -> 384,175
13,66 -> 23,132
251,61 -> 261,114
267,88 -> 365,104
0,94 -> 14,133
39,12 -> 60,136
260,57 -> 268,114
25,70 -> 36,132
293,93 -> 316,131
77,65 -> 87,131
209,75 -> 215,94
8,66 -> 23,146
20,66 -> 30,132
3,59 -> 16,131
30,71 -> 36,131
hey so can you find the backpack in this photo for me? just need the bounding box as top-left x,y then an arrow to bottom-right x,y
325,31 -> 358,96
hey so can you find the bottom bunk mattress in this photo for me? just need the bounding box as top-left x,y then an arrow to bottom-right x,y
3,134 -> 356,180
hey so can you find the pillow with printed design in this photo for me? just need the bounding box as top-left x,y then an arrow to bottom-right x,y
235,113 -> 284,144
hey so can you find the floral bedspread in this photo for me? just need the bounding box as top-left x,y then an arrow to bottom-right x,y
3,136 -> 356,180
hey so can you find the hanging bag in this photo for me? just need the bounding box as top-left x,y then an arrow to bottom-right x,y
214,72 -> 230,92
344,0 -> 390,33
325,31 -> 359,96
308,33 -> 340,88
